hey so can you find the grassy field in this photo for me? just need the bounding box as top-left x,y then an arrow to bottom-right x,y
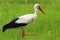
0,0 -> 60,40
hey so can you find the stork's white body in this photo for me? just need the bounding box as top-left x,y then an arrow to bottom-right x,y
15,14 -> 37,30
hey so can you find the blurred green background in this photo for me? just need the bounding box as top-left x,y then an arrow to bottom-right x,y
0,0 -> 60,40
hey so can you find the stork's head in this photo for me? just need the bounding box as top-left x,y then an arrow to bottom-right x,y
34,4 -> 45,15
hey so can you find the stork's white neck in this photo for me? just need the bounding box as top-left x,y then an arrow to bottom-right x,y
34,9 -> 38,16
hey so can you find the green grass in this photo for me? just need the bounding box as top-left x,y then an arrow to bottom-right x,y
0,0 -> 60,40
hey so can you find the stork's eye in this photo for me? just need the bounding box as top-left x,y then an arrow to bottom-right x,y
38,6 -> 40,9
38,6 -> 40,7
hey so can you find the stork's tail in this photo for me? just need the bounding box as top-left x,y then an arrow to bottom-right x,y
2,28 -> 6,32
2,25 -> 7,32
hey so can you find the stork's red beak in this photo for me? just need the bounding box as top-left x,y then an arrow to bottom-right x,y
38,6 -> 45,15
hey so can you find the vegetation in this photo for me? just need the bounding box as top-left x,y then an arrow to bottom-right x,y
0,0 -> 60,40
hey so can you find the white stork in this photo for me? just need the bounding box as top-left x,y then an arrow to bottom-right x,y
2,4 -> 45,38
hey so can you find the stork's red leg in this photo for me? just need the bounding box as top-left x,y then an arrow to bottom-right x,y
22,29 -> 37,39
22,30 -> 25,38
25,34 -> 37,36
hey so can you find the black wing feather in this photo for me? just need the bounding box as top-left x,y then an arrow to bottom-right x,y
2,18 -> 27,32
